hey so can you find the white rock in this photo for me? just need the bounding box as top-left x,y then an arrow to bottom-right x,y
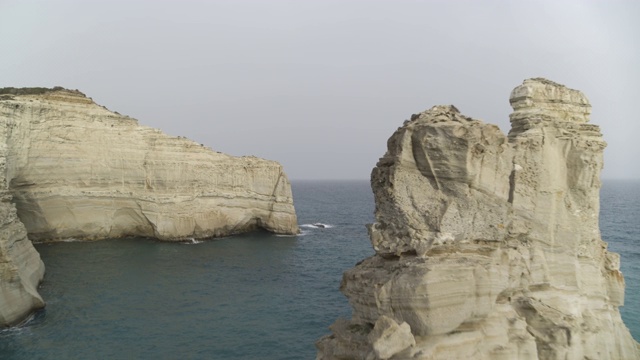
0,87 -> 298,327
0,107 -> 45,326
317,79 -> 640,359
368,315 -> 415,359
0,89 -> 298,241
0,192 -> 45,326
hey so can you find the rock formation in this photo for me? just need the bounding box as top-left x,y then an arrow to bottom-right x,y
0,88 -> 298,241
0,97 -> 46,325
0,194 -> 45,326
316,79 -> 640,359
0,87 -> 298,326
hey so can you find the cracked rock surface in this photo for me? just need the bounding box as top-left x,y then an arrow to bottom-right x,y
316,79 -> 639,359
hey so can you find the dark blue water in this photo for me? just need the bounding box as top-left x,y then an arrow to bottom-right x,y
0,180 -> 638,359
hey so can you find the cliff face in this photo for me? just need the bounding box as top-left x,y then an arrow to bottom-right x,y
0,89 -> 298,241
0,195 -> 45,326
317,79 -> 640,359
0,106 -> 45,325
0,87 -> 298,327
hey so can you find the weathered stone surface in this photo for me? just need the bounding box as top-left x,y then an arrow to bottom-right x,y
0,193 -> 45,326
368,315 -> 415,359
0,113 -> 45,326
0,88 -> 298,241
0,87 -> 298,327
317,79 -> 640,359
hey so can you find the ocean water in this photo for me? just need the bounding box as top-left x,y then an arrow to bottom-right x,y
0,180 -> 638,359
0,181 -> 375,359
600,180 -> 640,340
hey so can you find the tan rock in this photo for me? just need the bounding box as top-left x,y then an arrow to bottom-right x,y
368,315 -> 415,359
317,79 -> 640,359
0,108 -> 45,325
0,194 -> 45,326
0,88 -> 298,241
0,87 -> 298,327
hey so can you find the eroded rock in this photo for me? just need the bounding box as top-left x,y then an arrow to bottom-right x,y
0,192 -> 45,326
0,115 -> 44,326
0,88 -> 298,241
0,87 -> 298,327
317,79 -> 639,359
368,315 -> 415,359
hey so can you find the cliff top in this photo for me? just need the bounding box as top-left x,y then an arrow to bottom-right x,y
0,86 -> 86,97
509,77 -> 591,123
409,105 -> 480,125
0,87 -> 95,105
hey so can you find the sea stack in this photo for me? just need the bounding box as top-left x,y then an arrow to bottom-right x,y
0,87 -> 298,326
316,79 -> 640,359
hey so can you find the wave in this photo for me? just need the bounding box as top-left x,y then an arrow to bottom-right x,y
300,223 -> 334,229
0,312 -> 38,336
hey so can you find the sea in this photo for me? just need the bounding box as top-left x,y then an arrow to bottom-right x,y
0,180 -> 638,359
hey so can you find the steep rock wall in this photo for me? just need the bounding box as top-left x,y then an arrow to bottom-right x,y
0,87 -> 297,327
317,79 -> 639,359
0,89 -> 298,241
0,109 -> 45,326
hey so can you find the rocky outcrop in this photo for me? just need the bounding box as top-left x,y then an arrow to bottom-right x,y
0,87 -> 298,327
0,88 -> 298,241
0,102 -> 45,325
317,79 -> 640,359
0,193 -> 45,326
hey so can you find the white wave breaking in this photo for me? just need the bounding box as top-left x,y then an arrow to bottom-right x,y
300,223 -> 334,229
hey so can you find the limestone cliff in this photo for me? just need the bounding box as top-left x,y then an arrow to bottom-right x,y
0,95 -> 45,325
317,79 -> 640,359
0,88 -> 298,241
0,86 -> 297,327
0,194 -> 45,326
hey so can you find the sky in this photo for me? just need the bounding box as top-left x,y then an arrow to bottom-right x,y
0,0 -> 638,180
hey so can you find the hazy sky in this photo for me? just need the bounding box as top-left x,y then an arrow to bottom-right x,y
1,0 -> 638,180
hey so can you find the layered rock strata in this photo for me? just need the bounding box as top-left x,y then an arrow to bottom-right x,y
0,99 -> 45,325
0,194 -> 45,326
0,88 -> 298,241
0,87 -> 298,326
317,79 -> 640,359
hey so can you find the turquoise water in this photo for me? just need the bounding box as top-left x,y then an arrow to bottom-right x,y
0,180 -> 638,359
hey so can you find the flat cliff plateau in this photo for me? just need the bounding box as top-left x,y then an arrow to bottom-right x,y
0,87 -> 298,326
316,79 -> 640,359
